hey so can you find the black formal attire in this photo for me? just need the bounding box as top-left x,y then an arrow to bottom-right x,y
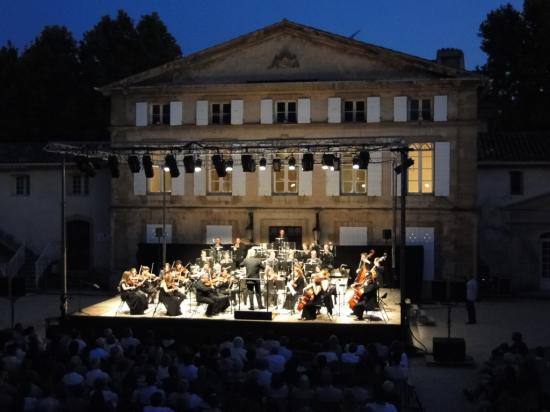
211,245 -> 224,263
120,282 -> 148,315
195,279 -> 229,317
232,245 -> 247,267
159,285 -> 186,316
283,276 -> 306,310
353,282 -> 379,320
240,257 -> 265,309
320,251 -> 334,269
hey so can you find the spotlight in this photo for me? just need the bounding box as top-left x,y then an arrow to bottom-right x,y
127,155 -> 141,173
301,153 -> 314,171
107,156 -> 119,178
394,157 -> 414,174
288,156 -> 296,171
322,154 -> 334,170
272,158 -> 281,172
352,156 -> 360,170
142,155 -> 154,178
194,158 -> 202,172
358,150 -> 370,169
212,154 -> 227,177
241,154 -> 256,172
75,156 -> 96,177
165,154 -> 180,177
183,155 -> 195,173
225,158 -> 233,172
259,157 -> 267,171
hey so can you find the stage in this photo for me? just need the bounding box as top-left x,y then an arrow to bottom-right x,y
65,287 -> 404,344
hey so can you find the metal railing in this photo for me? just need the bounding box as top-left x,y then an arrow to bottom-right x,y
34,241 -> 59,287
1,242 -> 26,278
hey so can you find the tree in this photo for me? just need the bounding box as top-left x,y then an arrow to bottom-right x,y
480,0 -> 550,130
0,42 -> 22,139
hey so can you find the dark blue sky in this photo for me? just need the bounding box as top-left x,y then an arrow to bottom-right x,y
1,0 -> 523,69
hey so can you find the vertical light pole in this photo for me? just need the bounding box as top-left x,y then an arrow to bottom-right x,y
399,148 -> 409,338
60,155 -> 68,317
162,166 -> 169,266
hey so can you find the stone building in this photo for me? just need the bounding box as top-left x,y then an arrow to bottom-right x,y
99,20 -> 483,294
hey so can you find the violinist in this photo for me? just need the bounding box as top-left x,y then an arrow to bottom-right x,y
160,262 -> 172,279
231,237 -> 246,267
220,250 -> 235,272
119,270 -> 148,315
174,260 -> 191,289
139,266 -> 159,304
320,243 -> 334,269
159,272 -> 186,316
264,265 -> 279,308
352,270 -> 379,321
195,273 -> 230,317
283,266 -> 306,312
211,237 -> 224,263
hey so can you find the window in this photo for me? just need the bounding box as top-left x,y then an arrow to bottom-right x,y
208,166 -> 232,194
510,171 -> 523,195
276,101 -> 297,123
408,143 -> 433,194
343,100 -> 366,122
14,175 -> 30,196
341,156 -> 367,194
211,103 -> 231,124
151,103 -> 170,125
147,166 -> 172,193
273,154 -> 298,194
410,98 -> 432,121
70,175 -> 89,196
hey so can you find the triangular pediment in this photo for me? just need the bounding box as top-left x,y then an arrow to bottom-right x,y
101,19 -> 477,91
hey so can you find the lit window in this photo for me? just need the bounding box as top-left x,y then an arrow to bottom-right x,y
273,153 -> 298,194
343,100 -> 366,123
211,103 -> 231,125
275,101 -> 297,123
341,156 -> 367,194
408,143 -> 433,194
208,166 -> 232,194
14,175 -> 30,196
151,103 -> 170,125
70,175 -> 89,196
409,99 -> 432,121
147,166 -> 172,193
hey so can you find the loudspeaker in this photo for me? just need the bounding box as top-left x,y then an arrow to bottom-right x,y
382,229 -> 392,240
234,311 -> 273,320
433,337 -> 466,362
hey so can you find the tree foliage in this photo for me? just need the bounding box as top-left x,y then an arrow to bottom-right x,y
0,10 -> 182,141
480,0 -> 550,131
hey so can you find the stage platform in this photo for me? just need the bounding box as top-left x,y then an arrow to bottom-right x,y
65,288 -> 404,344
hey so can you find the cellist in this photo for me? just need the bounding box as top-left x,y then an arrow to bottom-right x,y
352,270 -> 379,321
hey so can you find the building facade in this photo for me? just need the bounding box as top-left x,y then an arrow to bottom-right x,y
100,20 -> 483,294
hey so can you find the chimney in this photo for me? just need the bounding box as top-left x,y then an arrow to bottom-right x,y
436,48 -> 464,70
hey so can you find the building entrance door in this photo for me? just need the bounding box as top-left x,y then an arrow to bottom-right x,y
406,227 -> 434,281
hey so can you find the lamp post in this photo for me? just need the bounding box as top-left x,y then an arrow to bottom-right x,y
162,166 -> 169,266
60,155 -> 68,318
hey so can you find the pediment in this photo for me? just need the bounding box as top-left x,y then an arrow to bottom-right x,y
101,20 -> 476,91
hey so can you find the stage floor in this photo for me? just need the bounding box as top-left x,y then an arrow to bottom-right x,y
75,287 -> 401,325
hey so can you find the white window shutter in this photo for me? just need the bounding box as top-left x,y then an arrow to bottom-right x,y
367,151 -> 382,196
327,97 -> 341,123
434,95 -> 448,122
231,99 -> 243,125
298,155 -> 312,196
231,154 -> 246,196
297,98 -> 311,124
196,100 -> 208,126
260,99 -> 273,124
367,96 -> 381,123
325,170 -> 340,196
169,101 -> 183,126
171,155 -> 185,195
394,96 -> 407,122
135,102 -> 148,127
193,161 -> 206,196
258,164 -> 272,196
133,170 -> 146,195
434,142 -> 450,196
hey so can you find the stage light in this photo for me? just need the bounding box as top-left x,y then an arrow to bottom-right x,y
212,154 -> 227,177
394,157 -> 414,174
76,156 -> 96,177
165,154 -> 180,177
163,166 -> 170,172
194,158 -> 202,172
225,158 -> 233,172
301,153 -> 314,171
321,154 -> 334,170
272,158 -> 281,172
288,156 -> 296,171
241,154 -> 256,172
259,157 -> 267,171
142,155 -> 154,178
358,150 -> 370,169
183,155 -> 195,173
352,156 -> 360,170
128,155 -> 141,173
107,156 -> 119,178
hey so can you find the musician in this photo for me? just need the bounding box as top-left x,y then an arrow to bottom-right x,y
215,267 -> 238,306
275,229 -> 287,243
220,250 -> 235,272
231,237 -> 246,267
373,253 -> 388,286
211,237 -> 224,262
320,243 -> 334,269
174,261 -> 191,288
198,250 -> 211,267
195,273 -> 230,317
159,272 -> 186,316
265,250 -> 279,273
119,270 -> 148,315
264,266 -> 279,308
139,266 -> 159,304
160,262 -> 171,279
352,274 -> 379,321
240,248 -> 265,310
283,267 -> 306,311
306,250 -> 322,268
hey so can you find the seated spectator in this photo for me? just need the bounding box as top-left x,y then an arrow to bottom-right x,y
266,346 -> 286,374
341,342 -> 361,364
289,374 -> 314,410
144,390 -> 174,412
86,357 -> 110,387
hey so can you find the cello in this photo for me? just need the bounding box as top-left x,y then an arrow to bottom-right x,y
349,268 -> 377,310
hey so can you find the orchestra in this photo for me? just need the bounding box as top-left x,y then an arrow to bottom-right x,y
116,230 -> 388,321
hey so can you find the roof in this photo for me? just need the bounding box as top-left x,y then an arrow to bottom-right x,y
99,19 -> 479,92
478,132 -> 550,163
0,143 -> 62,164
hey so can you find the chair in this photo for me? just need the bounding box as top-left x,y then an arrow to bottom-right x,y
115,295 -> 129,316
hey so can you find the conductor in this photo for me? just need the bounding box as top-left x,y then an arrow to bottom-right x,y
241,248 -> 265,310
